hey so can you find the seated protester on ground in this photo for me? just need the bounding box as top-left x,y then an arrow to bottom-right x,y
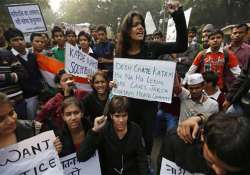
78,31 -> 96,58
174,73 -> 219,125
161,113 -> 250,175
159,125 -> 209,174
50,26 -> 65,62
0,47 -> 28,119
82,70 -> 110,125
185,29 -> 241,91
65,29 -> 77,46
59,97 -> 91,157
30,33 -> 45,54
4,28 -> 44,119
0,92 -> 62,153
36,69 -> 88,133
203,71 -> 225,111
77,96 -> 148,175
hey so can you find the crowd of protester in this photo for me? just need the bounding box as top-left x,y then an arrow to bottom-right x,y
0,0 -> 250,175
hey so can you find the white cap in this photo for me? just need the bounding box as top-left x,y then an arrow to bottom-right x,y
187,73 -> 204,85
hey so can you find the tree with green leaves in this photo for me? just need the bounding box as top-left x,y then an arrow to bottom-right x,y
57,0 -> 163,33
183,0 -> 250,27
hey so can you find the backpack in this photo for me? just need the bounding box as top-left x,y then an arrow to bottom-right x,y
199,48 -> 235,91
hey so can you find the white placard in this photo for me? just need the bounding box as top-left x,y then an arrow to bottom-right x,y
113,58 -> 176,103
65,43 -> 98,77
60,152 -> 101,175
7,4 -> 47,33
145,11 -> 157,35
160,157 -> 205,175
0,131 -> 63,175
166,8 -> 192,42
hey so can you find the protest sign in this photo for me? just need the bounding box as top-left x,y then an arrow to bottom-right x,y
60,152 -> 101,175
7,4 -> 47,33
0,131 -> 63,175
113,58 -> 176,103
160,157 -> 205,175
166,8 -> 192,42
65,43 -> 98,78
145,11 -> 157,35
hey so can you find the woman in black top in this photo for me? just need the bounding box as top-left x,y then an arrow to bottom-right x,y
77,96 -> 147,175
115,0 -> 188,154
82,70 -> 110,125
59,97 -> 91,157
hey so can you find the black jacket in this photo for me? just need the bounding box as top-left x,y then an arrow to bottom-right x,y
59,118 -> 91,157
16,52 -> 43,98
15,120 -> 40,142
77,121 -> 148,175
82,92 -> 109,124
159,131 -> 209,175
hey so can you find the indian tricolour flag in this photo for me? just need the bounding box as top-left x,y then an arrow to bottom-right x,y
36,53 -> 92,92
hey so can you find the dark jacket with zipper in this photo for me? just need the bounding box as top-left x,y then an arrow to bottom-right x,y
59,118 -> 91,157
82,91 -> 109,125
77,121 -> 147,175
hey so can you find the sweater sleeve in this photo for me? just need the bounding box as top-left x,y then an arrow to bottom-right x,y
77,129 -> 102,162
226,60 -> 250,103
36,93 -> 64,122
152,7 -> 188,56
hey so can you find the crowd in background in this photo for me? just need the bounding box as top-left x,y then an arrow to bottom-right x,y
1,1 -> 250,175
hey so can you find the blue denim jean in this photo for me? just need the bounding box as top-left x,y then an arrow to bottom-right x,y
155,110 -> 178,136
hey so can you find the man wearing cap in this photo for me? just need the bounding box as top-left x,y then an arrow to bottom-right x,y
174,73 -> 219,124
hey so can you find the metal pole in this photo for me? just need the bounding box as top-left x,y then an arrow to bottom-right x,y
163,0 -> 166,34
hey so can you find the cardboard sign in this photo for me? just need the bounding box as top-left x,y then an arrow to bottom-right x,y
145,11 -> 157,35
160,157 -> 205,175
0,131 -> 63,175
60,152 -> 101,175
7,4 -> 47,33
166,8 -> 192,42
65,43 -> 98,77
113,58 -> 176,103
